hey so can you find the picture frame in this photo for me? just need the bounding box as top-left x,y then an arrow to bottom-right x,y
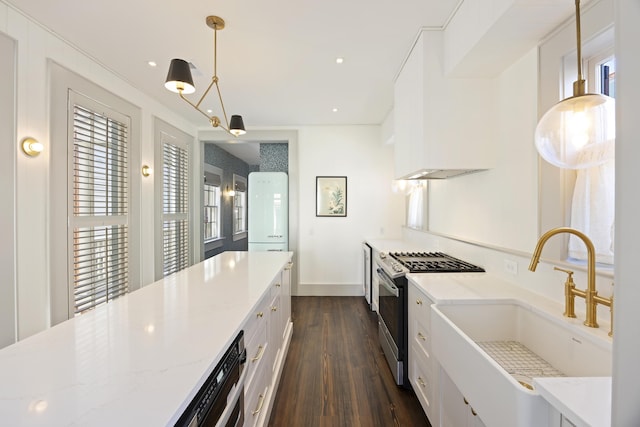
316,176 -> 347,217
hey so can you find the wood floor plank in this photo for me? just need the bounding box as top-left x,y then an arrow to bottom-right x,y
268,296 -> 431,427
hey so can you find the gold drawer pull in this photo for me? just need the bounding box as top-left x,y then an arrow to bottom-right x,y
417,377 -> 426,388
417,332 -> 426,341
256,312 -> 264,318
463,397 -> 469,405
252,393 -> 266,416
271,306 -> 278,312
275,283 -> 281,287
251,345 -> 265,362
471,407 -> 477,416
285,262 -> 293,271
416,299 -> 423,305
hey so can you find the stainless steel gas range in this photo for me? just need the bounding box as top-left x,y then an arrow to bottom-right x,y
375,251 -> 485,388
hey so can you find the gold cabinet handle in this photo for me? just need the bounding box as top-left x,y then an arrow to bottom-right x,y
271,306 -> 278,312
275,283 -> 281,287
251,345 -> 265,362
252,393 -> 266,416
417,376 -> 426,388
471,407 -> 478,416
416,299 -> 423,305
417,332 -> 426,341
463,397 -> 469,405
256,312 -> 264,318
285,262 -> 293,271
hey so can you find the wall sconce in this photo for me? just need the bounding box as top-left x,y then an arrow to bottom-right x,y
21,137 -> 43,157
534,0 -> 615,169
165,16 -> 246,137
226,185 -> 236,197
141,165 -> 153,177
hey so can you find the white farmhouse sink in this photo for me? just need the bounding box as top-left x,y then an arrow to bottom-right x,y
431,300 -> 611,427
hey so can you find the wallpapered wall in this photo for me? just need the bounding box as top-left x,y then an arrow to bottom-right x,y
259,143 -> 288,173
203,142 -> 289,258
204,144 -> 251,258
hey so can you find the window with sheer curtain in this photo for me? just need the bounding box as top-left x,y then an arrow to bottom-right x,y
568,53 -> 615,265
406,182 -> 425,230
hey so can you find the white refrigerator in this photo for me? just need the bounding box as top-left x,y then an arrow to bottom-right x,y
248,172 -> 288,251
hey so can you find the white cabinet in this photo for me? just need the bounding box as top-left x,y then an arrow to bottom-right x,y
440,367 -> 487,427
407,280 -> 439,424
393,30 -> 496,180
243,260 -> 293,427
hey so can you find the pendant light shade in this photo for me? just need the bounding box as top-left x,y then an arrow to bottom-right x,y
535,93 -> 615,169
534,0 -> 615,169
229,115 -> 246,136
164,59 -> 196,94
163,16 -> 246,137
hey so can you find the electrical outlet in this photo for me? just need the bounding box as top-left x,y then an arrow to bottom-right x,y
504,259 -> 518,275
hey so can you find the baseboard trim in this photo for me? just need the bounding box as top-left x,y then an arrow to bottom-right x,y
294,283 -> 364,296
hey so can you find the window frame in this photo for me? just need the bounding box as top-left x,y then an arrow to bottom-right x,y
232,174 -> 248,241
50,63 -> 141,324
153,118 -> 194,280
537,19 -> 614,268
203,164 -> 223,244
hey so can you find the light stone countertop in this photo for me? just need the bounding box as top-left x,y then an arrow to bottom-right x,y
534,377 -> 612,427
0,251 -> 292,427
407,272 -> 612,427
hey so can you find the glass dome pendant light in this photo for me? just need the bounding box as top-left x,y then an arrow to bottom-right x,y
534,0 -> 615,169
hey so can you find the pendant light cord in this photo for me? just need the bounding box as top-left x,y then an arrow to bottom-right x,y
575,0 -> 582,82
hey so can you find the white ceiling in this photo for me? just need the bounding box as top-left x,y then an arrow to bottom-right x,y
5,0 -> 462,130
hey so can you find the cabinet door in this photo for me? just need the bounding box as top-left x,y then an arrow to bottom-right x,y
281,262 -> 292,335
393,36 -> 425,179
440,367 -> 469,427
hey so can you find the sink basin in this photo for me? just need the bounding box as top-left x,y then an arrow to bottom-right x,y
431,300 -> 611,427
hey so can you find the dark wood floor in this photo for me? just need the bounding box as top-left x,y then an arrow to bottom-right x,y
268,296 -> 431,427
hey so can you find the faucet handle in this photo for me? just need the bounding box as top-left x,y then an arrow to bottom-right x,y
554,267 -> 575,283
553,266 -> 574,277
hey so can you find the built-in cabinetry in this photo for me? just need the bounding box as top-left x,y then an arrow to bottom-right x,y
393,29 -> 496,179
407,280 -> 439,424
243,261 -> 293,426
440,368 -> 487,427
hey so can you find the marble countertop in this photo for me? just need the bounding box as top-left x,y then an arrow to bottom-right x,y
534,377 -> 611,427
0,251 -> 292,427
407,272 -> 612,426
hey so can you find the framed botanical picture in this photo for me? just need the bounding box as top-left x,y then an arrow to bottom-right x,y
316,176 -> 347,217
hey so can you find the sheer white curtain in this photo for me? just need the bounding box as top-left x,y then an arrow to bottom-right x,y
569,160 -> 615,264
407,184 -> 424,229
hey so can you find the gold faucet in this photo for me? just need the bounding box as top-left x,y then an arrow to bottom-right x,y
528,227 -> 613,330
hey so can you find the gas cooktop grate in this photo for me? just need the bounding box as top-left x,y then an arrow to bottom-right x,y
389,251 -> 485,273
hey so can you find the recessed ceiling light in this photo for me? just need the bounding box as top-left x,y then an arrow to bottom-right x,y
336,57 -> 344,64
147,61 -> 157,67
207,109 -> 213,114
332,108 -> 338,112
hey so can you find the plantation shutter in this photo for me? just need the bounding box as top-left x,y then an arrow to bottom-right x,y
70,104 -> 130,315
162,140 -> 190,276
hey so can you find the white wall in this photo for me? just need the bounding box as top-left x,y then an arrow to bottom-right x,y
429,47 -> 539,254
297,125 -> 404,295
612,0 -> 640,423
1,2 -> 197,340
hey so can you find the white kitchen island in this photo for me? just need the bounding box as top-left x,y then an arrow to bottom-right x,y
0,251 -> 292,426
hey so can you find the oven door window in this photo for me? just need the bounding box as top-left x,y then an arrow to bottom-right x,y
377,269 -> 401,349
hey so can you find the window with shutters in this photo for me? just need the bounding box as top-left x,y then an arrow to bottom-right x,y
162,140 -> 190,276
71,104 -> 130,315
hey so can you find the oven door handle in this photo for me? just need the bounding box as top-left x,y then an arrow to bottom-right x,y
377,268 -> 399,297
214,360 -> 248,427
